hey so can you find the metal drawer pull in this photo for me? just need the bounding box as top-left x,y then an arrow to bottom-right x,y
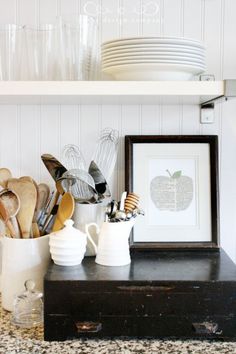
75,321 -> 102,333
192,322 -> 218,334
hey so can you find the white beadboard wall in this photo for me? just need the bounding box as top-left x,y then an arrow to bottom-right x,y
0,0 -> 236,260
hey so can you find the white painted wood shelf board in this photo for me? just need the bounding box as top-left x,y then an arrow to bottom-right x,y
0,81 -> 224,105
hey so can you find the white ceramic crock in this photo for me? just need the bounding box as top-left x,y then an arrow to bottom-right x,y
1,234 -> 50,312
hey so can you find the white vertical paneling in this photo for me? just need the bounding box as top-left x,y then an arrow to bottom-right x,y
121,0 -> 141,37
223,0 -> 236,79
60,105 -> 79,152
182,105 -> 200,135
0,105 -> 19,176
40,105 -> 60,185
119,105 -> 141,195
18,0 -> 37,25
203,0 -> 222,79
121,106 -> 141,136
161,105 -> 181,135
0,0 -> 16,23
162,0 -> 182,37
140,0 -> 161,36
80,105 -> 100,169
39,0 -> 57,23
183,0 -> 201,40
220,100 -> 236,262
19,105 -> 40,180
140,105 -> 160,134
60,0 -> 77,16
101,0 -> 120,41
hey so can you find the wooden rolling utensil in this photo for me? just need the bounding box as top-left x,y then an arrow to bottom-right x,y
0,189 -> 20,237
8,178 -> 37,238
0,168 -> 12,188
124,192 -> 140,213
52,192 -> 75,232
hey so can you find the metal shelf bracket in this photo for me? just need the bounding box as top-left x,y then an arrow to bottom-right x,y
200,79 -> 236,109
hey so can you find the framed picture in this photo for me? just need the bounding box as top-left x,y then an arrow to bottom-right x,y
125,135 -> 219,250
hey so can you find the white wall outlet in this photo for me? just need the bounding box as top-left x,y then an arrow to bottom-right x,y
200,106 -> 215,124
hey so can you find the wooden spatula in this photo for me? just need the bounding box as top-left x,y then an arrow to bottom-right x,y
0,168 -> 12,188
52,192 -> 75,232
8,178 -> 37,238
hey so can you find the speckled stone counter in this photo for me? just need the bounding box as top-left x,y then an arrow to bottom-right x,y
0,296 -> 236,354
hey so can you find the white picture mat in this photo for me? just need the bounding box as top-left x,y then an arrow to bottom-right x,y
133,143 -> 212,242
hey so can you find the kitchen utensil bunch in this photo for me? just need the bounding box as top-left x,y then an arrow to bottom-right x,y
40,127 -> 119,232
0,168 -> 51,238
0,15 -> 98,80
59,127 -> 119,204
106,192 -> 144,222
102,36 -> 206,80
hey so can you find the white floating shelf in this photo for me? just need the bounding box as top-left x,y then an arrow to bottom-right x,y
0,80 -> 226,105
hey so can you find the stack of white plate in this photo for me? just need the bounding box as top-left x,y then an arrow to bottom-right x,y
101,37 -> 206,81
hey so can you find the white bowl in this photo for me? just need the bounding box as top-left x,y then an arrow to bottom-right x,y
102,62 -> 205,81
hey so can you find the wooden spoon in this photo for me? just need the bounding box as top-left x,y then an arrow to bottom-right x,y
19,176 -> 42,238
0,189 -> 20,237
7,178 -> 37,238
0,168 -> 12,188
0,186 -> 19,237
52,192 -> 75,232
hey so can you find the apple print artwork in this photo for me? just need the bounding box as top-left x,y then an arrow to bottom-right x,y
150,169 -> 193,212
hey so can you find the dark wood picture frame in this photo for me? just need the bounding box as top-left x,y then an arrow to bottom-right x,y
125,135 -> 219,251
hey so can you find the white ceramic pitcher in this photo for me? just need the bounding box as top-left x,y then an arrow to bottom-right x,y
85,219 -> 135,267
0,235 -> 50,311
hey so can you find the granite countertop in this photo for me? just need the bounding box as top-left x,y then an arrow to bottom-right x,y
0,296 -> 236,354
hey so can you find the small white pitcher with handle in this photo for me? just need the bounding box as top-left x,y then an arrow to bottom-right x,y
85,219 -> 135,267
